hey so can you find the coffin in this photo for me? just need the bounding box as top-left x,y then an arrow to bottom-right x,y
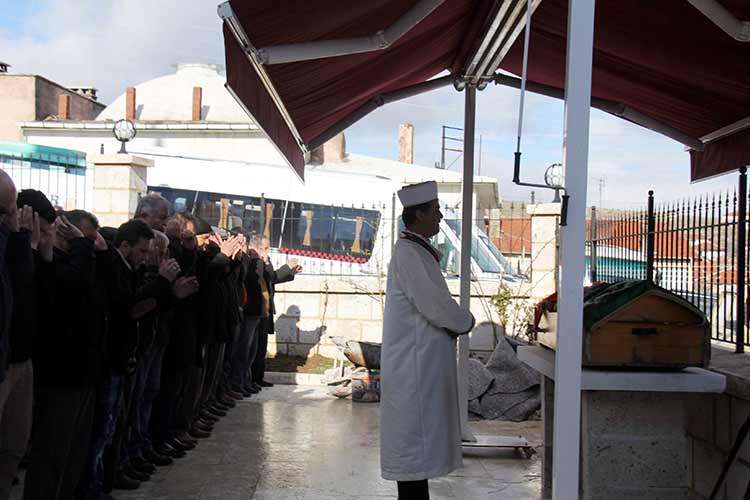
536,281 -> 711,369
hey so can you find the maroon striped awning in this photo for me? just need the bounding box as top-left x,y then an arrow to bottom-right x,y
222,0 -> 750,182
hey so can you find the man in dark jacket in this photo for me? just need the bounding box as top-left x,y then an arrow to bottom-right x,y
0,170 -> 17,386
250,236 -> 301,389
22,197 -> 103,500
101,219 -> 197,492
0,184 -> 39,500
152,216 -> 205,459
194,230 -> 244,425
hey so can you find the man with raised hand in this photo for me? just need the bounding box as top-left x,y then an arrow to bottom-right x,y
380,181 -> 475,500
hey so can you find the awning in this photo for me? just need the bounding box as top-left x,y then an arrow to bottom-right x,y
0,141 -> 87,170
220,0 -> 749,182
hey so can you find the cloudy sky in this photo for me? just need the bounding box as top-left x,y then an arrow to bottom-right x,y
1,0 -> 739,208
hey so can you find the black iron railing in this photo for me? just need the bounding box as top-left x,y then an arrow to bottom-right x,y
586,168 -> 748,352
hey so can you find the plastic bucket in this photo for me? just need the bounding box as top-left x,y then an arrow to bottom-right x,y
351,369 -> 380,403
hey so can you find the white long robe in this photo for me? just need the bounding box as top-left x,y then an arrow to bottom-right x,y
379,235 -> 474,481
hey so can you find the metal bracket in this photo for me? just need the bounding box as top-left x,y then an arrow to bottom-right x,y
512,151 -> 569,225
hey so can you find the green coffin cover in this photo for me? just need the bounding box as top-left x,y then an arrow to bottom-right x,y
582,280 -> 706,332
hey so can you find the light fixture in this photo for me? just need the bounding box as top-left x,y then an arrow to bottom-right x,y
544,162 -> 564,202
113,119 -> 137,154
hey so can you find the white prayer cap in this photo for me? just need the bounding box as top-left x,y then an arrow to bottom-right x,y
398,181 -> 438,208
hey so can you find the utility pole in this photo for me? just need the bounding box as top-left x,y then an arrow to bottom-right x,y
478,134 -> 483,176
439,125 -> 464,170
592,176 -> 606,208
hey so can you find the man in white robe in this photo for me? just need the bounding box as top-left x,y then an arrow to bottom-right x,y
380,181 -> 475,500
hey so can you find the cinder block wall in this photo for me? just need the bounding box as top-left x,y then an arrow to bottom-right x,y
686,360 -> 750,500
268,275 -> 531,360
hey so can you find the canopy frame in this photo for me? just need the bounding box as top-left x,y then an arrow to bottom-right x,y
218,1 -> 309,155
493,74 -> 705,151
687,0 -> 750,41
253,0 -> 447,65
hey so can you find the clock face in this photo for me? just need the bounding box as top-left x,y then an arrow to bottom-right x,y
114,119 -> 136,142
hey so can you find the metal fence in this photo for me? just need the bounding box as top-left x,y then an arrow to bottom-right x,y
586,168 -> 748,352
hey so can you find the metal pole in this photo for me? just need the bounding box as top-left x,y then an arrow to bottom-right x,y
646,190 -> 655,283
441,125 -> 446,169
478,134 -> 483,176
736,167 -> 746,353
552,0 -> 596,498
260,193 -> 266,236
591,206 -> 598,283
391,192 -> 397,256
458,84 -> 476,443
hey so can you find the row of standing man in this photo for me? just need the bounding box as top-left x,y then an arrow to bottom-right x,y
0,169 -> 299,500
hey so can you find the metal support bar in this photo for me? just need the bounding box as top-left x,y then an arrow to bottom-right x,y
465,0 -> 514,81
308,75 -> 455,150
701,116 -> 750,144
646,190 -> 656,283
736,167 -> 747,353
493,74 -> 705,151
590,206 -> 598,283
459,84 -> 476,443
687,0 -> 750,42
552,0 -> 596,498
255,0 -> 446,64
480,0 -> 544,80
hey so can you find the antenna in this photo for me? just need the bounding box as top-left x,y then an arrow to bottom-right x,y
592,176 -> 606,208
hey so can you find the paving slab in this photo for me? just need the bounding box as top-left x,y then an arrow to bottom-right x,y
11,385 -> 542,500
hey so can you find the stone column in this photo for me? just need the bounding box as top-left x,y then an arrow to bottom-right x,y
527,203 -> 561,299
91,154 -> 153,228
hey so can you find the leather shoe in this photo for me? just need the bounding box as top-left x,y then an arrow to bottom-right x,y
213,400 -> 232,410
189,427 -> 212,439
155,442 -> 186,459
124,468 -> 150,482
207,406 -> 227,418
260,380 -> 274,387
242,389 -> 254,398
218,397 -> 236,408
200,410 -> 220,422
226,390 -> 244,400
252,382 -> 263,392
168,437 -> 195,451
144,447 -> 173,466
177,433 -> 198,446
113,471 -> 140,490
194,420 -> 214,432
131,457 -> 156,475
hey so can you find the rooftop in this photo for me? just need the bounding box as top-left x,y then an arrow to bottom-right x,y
97,63 -> 253,123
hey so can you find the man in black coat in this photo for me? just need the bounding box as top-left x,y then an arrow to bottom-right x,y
250,236 -> 301,389
0,182 -> 38,500
22,197 -> 105,500
98,219 -> 196,493
0,171 -> 17,387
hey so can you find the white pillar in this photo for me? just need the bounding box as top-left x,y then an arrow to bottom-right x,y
459,84 -> 476,442
91,153 -> 153,228
552,0 -> 596,499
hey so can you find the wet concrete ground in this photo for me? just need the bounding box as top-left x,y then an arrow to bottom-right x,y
14,385 -> 543,499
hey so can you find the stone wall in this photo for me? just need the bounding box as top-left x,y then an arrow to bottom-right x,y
686,346 -> 750,500
269,275 -> 532,360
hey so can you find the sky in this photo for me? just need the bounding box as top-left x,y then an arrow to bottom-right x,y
0,0 -> 740,209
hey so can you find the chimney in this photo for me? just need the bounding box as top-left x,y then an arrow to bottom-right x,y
398,123 -> 414,164
192,87 -> 203,120
58,94 -> 70,120
126,87 -> 136,120
311,133 -> 347,164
